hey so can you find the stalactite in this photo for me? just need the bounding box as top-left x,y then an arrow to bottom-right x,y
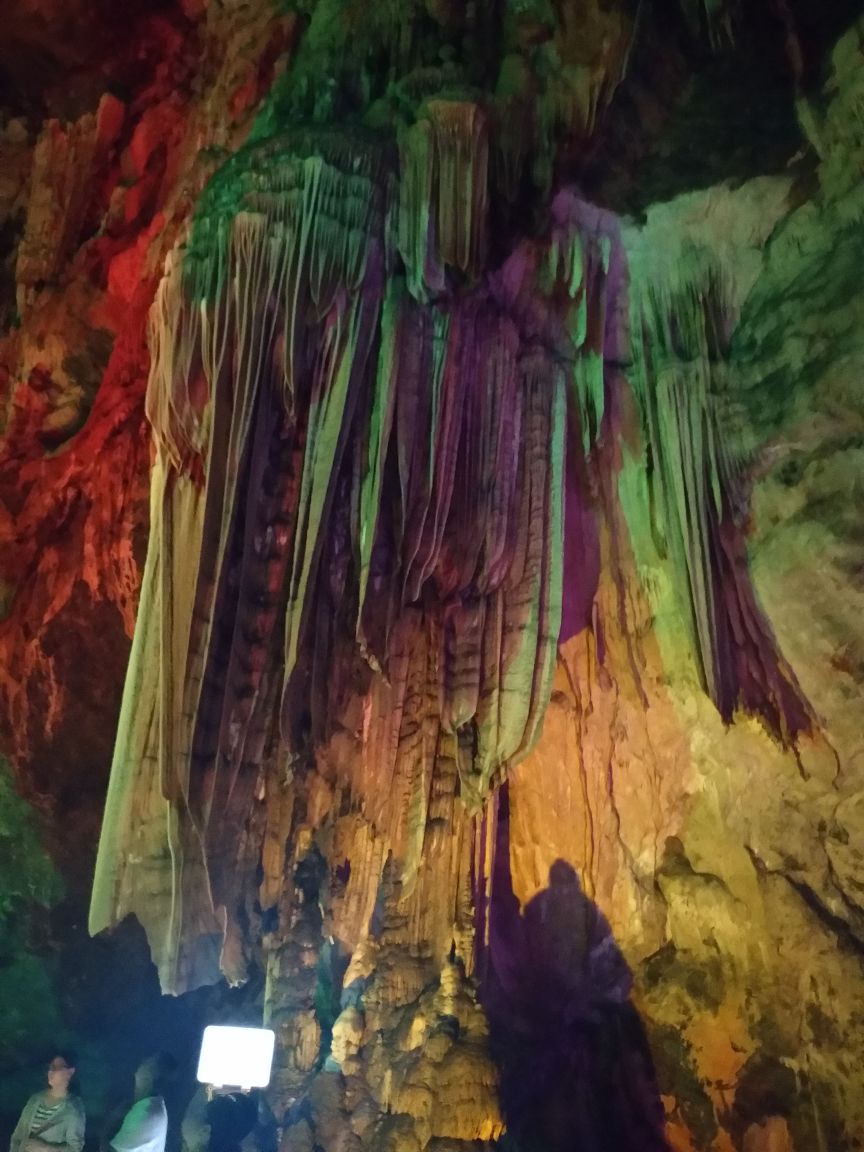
396,303 -> 455,605
92,80 -> 808,996
90,133 -> 392,990
492,56 -> 534,207
397,120 -> 445,302
397,101 -> 489,299
357,281 -> 401,660
625,245 -> 811,738
92,147 -> 620,987
535,0 -> 634,154
427,100 -> 489,278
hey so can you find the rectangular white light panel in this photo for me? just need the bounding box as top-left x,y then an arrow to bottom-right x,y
196,1025 -> 276,1089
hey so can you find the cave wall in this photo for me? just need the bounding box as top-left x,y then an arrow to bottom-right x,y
1,3 -> 864,1151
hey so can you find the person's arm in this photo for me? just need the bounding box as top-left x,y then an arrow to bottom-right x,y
9,1097 -> 36,1152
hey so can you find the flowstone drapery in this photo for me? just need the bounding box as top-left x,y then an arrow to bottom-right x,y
90,113 -> 810,997
625,247 -> 811,738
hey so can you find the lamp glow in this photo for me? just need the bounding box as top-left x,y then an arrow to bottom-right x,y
196,1026 -> 275,1089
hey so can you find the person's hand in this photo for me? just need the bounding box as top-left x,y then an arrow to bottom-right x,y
24,1139 -> 47,1152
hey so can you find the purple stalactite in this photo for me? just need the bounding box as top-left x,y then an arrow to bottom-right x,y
560,429 -> 601,641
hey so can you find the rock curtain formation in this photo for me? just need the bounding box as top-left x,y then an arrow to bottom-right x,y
89,127 -> 809,1000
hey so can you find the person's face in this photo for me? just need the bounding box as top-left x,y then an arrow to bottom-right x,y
47,1058 -> 74,1092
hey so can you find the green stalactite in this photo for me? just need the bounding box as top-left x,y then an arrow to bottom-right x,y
397,119 -> 443,301
623,242 -> 731,700
544,203 -> 618,453
357,280 -> 400,646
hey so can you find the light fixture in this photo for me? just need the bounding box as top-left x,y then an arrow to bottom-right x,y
196,1026 -> 276,1091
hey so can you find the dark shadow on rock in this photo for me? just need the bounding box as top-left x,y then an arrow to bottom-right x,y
481,786 -> 670,1152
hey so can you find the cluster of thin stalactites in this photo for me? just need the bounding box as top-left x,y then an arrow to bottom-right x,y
90,120 -> 809,990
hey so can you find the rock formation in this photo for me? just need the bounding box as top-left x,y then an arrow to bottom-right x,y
1,1 -> 864,1149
